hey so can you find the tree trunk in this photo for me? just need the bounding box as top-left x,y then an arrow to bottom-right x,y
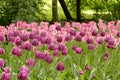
52,0 -> 58,22
76,0 -> 81,22
58,0 -> 73,20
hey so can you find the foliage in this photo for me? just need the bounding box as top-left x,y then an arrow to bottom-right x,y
0,0 -> 46,26
65,0 -> 120,22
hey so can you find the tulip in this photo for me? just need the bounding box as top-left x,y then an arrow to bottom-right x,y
0,34 -> 4,42
57,36 -> 62,42
79,31 -> 85,37
40,32 -> 46,38
27,58 -> 35,67
44,53 -> 53,64
0,58 -> 4,67
75,47 -> 82,54
0,48 -> 4,55
54,50 -> 59,57
31,39 -> 39,46
35,51 -> 45,60
85,65 -> 91,71
92,30 -> 98,36
86,37 -> 93,44
15,37 -> 22,45
1,72 -> 10,80
22,41 -> 32,51
79,70 -> 84,75
56,62 -> 65,71
12,47 -> 22,57
3,67 -> 10,73
116,31 -> 120,37
88,44 -> 94,50
29,32 -> 36,39
65,34 -> 72,41
70,29 -> 76,36
20,34 -> 28,41
56,25 -> 61,31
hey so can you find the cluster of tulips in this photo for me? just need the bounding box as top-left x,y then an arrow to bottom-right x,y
0,19 -> 120,79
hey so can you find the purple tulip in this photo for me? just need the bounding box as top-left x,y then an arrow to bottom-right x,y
85,65 -> 91,71
75,35 -> 82,41
86,37 -> 93,44
104,56 -> 108,61
56,25 -> 61,31
18,71 -> 28,80
56,62 -> 65,71
0,58 -> 4,67
62,48 -> 68,55
40,32 -> 46,38
0,34 -> 4,42
27,58 -> 35,67
1,72 -> 10,80
29,32 -> 36,39
108,40 -> 114,46
8,32 -> 14,37
18,66 -> 30,80
58,44 -> 66,51
75,47 -> 82,54
8,36 -> 15,42
20,66 -> 30,73
88,44 -> 94,50
105,52 -> 110,57
20,34 -> 28,41
0,48 -> 4,55
57,36 -> 62,42
106,44 -> 112,49
79,31 -> 85,37
31,39 -> 39,46
79,70 -> 84,75
92,30 -> 98,36
54,50 -> 59,57
70,29 -> 76,36
65,34 -> 72,41
35,51 -> 45,59
100,31 -> 105,37
72,45 -> 77,50
22,41 -> 32,51
97,38 -> 103,44
44,53 -> 53,64
36,35 -> 42,41
40,38 -> 46,44
15,37 -> 22,45
105,37 -> 110,42
3,67 -> 10,73
13,31 -> 18,37
48,43 -> 57,51
12,47 -> 22,57
117,31 -> 120,37
45,37 -> 52,44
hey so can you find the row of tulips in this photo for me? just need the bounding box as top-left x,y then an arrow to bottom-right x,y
0,19 -> 120,79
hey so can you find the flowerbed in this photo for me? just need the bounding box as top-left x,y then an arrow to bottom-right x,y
0,19 -> 120,80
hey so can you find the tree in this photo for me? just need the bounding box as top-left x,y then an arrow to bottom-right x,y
52,0 -> 58,22
58,0 -> 73,20
0,0 -> 46,26
76,0 -> 81,21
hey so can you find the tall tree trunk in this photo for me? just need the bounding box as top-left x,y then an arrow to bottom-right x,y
52,0 -> 58,22
58,0 -> 73,20
76,0 -> 81,22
